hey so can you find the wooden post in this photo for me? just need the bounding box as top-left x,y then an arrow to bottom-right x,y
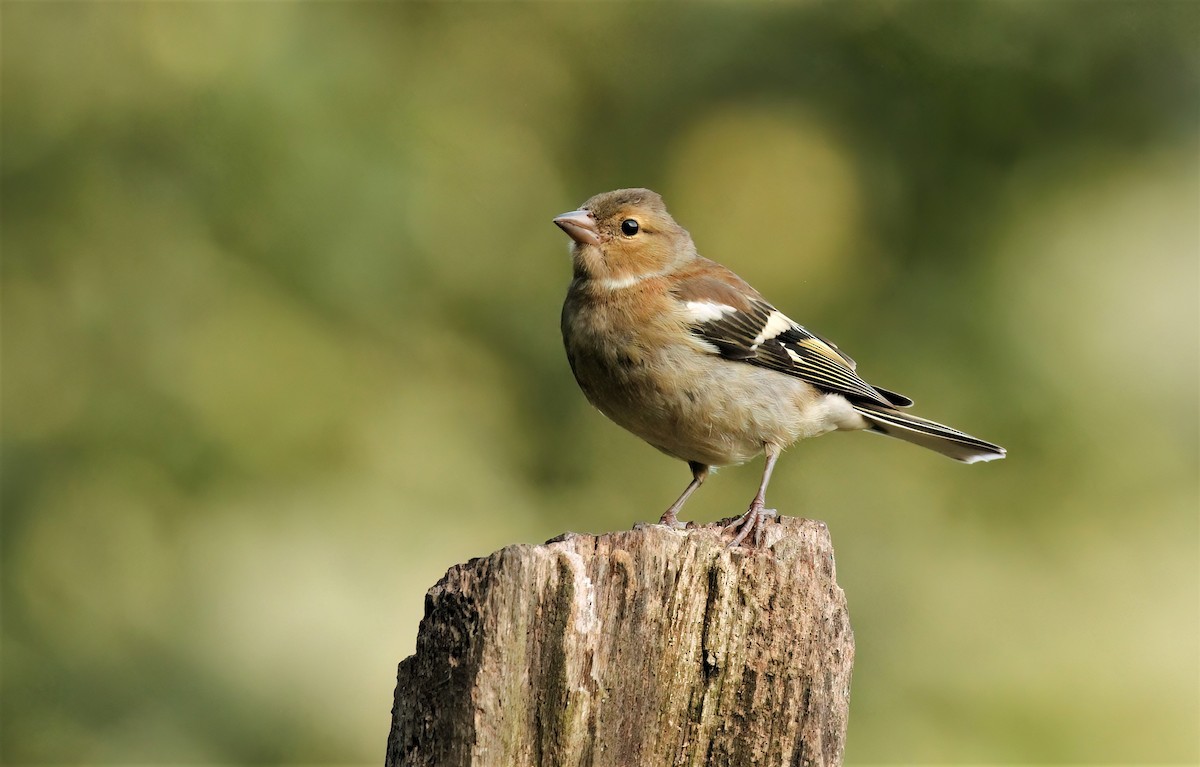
386,517 -> 854,767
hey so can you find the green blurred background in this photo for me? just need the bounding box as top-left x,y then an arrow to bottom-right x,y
3,1 -> 1197,764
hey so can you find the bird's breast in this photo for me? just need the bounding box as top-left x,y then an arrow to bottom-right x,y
562,299 -> 841,466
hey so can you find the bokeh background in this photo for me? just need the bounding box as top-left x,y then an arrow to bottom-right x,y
3,1 -> 1197,764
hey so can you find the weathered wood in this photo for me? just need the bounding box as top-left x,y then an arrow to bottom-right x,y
386,517 -> 854,767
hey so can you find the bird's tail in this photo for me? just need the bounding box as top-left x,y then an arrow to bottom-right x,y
853,403 -> 1006,464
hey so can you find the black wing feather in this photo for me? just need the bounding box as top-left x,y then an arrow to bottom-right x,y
689,299 -> 909,407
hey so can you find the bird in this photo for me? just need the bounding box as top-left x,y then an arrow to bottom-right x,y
554,188 -> 1005,547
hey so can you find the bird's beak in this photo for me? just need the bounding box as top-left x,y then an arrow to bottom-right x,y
553,209 -> 601,246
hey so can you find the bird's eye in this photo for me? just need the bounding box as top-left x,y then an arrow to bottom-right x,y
620,219 -> 640,236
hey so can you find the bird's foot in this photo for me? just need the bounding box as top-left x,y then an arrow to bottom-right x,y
657,510 -> 689,530
724,503 -> 777,548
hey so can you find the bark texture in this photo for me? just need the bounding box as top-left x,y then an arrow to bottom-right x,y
386,517 -> 854,767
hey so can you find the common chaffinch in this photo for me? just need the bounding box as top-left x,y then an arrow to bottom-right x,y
555,188 -> 1005,547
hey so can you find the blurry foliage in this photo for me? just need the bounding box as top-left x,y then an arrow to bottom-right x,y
2,1 -> 1198,763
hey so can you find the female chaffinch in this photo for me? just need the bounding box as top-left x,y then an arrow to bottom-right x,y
555,188 -> 1004,547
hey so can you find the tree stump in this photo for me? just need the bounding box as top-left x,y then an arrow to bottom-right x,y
386,517 -> 854,767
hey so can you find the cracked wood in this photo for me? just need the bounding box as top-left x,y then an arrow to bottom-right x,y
386,517 -> 854,767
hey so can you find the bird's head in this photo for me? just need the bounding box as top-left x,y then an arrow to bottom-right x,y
554,188 -> 696,286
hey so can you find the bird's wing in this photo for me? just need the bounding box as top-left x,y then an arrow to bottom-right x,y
673,275 -> 912,408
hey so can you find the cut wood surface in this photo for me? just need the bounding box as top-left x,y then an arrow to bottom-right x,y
386,517 -> 854,767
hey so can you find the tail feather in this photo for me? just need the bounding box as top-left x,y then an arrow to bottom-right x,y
853,404 -> 1006,464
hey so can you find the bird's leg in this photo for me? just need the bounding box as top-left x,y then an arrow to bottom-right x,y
659,461 -> 709,529
725,444 -> 781,548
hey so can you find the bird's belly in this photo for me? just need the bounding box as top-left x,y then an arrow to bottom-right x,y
571,343 -> 860,467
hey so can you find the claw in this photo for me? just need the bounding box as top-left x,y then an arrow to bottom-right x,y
724,444 -> 783,549
724,504 -> 777,548
657,512 -> 688,530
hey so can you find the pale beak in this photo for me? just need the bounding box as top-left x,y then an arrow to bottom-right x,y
553,209 -> 601,246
